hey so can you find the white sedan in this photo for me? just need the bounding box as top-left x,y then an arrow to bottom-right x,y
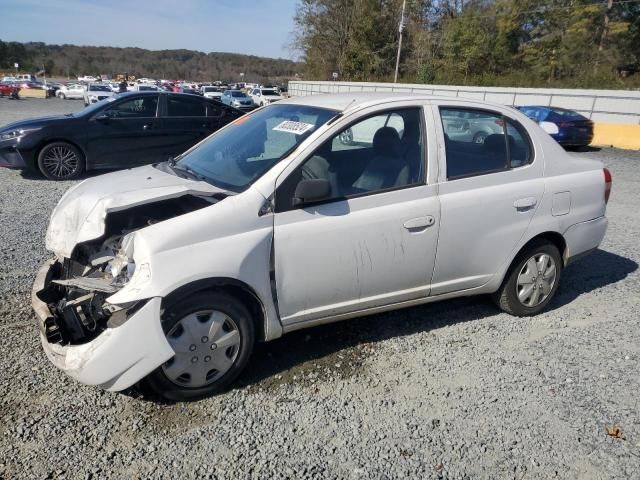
250,87 -> 284,106
33,93 -> 610,400
56,83 -> 85,100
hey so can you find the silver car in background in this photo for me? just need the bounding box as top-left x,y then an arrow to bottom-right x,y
56,83 -> 85,100
83,83 -> 115,106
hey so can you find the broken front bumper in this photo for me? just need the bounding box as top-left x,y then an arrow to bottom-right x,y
32,259 -> 175,392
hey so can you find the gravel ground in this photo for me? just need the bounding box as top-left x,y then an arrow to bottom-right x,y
0,99 -> 639,479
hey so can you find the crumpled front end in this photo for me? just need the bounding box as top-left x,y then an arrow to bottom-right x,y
32,258 -> 174,391
32,166 -> 224,391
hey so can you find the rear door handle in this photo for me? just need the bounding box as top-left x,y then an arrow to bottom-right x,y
513,197 -> 537,210
404,216 -> 435,231
143,124 -> 153,130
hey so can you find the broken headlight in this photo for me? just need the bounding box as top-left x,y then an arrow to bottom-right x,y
107,232 -> 136,283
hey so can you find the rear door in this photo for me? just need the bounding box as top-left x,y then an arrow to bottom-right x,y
159,94 -> 214,158
85,94 -> 164,168
430,101 -> 544,295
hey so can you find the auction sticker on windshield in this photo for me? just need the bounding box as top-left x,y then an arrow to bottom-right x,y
273,120 -> 315,135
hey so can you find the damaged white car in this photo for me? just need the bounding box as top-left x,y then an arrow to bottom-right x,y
33,93 -> 611,401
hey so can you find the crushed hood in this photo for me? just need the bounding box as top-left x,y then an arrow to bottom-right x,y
46,165 -> 223,258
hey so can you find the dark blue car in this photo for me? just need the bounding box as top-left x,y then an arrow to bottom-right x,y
517,106 -> 594,148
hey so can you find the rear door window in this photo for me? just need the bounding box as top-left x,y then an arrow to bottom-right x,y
440,107 -> 532,179
167,95 -> 206,117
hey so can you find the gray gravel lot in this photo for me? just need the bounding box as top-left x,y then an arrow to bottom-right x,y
0,98 -> 639,479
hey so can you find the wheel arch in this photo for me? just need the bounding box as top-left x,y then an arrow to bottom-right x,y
35,138 -> 88,166
161,277 -> 268,342
495,231 -> 567,292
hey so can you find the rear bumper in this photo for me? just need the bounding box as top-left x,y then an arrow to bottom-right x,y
564,216 -> 608,261
32,259 -> 174,392
554,130 -> 594,146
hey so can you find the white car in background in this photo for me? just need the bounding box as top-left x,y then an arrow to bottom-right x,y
32,93 -> 610,401
56,83 -> 85,100
250,87 -> 284,106
77,75 -> 97,83
202,86 -> 223,101
132,84 -> 160,92
82,83 -> 115,105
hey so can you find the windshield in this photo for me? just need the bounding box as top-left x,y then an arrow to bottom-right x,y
89,85 -> 111,92
261,90 -> 278,96
204,87 -> 218,92
77,94 -> 120,115
231,91 -> 247,98
175,104 -> 339,192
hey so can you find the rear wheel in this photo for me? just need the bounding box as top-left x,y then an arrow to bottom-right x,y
37,141 -> 85,180
493,240 -> 562,316
58,92 -> 66,99
141,291 -> 255,401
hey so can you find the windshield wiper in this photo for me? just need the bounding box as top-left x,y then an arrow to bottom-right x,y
170,164 -> 206,182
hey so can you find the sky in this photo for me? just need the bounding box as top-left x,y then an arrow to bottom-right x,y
1,0 -> 299,59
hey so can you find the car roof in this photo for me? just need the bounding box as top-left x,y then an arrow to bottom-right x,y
279,92 -> 442,112
280,92 -> 524,115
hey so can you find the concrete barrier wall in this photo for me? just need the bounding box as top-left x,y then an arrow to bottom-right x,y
289,81 -> 640,149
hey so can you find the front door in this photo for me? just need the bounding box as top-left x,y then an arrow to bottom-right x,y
273,106 -> 440,327
86,94 -> 165,168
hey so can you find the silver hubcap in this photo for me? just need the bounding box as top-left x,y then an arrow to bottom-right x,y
162,310 -> 241,388
516,253 -> 557,307
340,129 -> 353,144
42,146 -> 79,178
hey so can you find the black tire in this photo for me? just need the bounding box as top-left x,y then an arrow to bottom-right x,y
59,92 -> 66,99
37,141 -> 85,180
141,291 -> 255,401
492,240 -> 562,316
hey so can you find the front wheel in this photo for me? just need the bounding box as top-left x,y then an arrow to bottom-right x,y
493,240 -> 562,316
58,92 -> 66,99
141,291 -> 255,401
37,141 -> 85,180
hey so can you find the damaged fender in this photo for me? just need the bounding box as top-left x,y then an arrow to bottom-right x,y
45,165 -> 225,258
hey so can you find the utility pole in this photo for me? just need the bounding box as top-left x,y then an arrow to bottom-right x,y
394,0 -> 407,83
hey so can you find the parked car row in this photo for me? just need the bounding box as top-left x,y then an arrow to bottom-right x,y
29,93 -> 611,400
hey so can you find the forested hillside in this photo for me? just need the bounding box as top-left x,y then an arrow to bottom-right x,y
0,41 -> 301,83
293,0 -> 640,89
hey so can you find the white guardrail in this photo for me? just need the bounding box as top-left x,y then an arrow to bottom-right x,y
288,81 -> 640,126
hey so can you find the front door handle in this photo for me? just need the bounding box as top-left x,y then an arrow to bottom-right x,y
513,197 -> 537,211
404,216 -> 435,231
143,124 -> 154,130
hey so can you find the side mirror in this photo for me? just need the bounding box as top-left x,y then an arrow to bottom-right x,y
539,121 -> 559,135
94,113 -> 110,122
292,179 -> 331,207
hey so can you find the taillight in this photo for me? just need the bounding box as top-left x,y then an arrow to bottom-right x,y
603,168 -> 612,204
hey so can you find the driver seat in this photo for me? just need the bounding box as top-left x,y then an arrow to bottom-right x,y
352,127 -> 406,191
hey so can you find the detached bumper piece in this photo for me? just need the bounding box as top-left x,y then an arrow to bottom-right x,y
32,259 -> 175,391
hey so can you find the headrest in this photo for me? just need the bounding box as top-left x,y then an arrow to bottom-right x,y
373,127 -> 401,155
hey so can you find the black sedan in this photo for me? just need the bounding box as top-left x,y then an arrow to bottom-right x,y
0,92 -> 244,180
